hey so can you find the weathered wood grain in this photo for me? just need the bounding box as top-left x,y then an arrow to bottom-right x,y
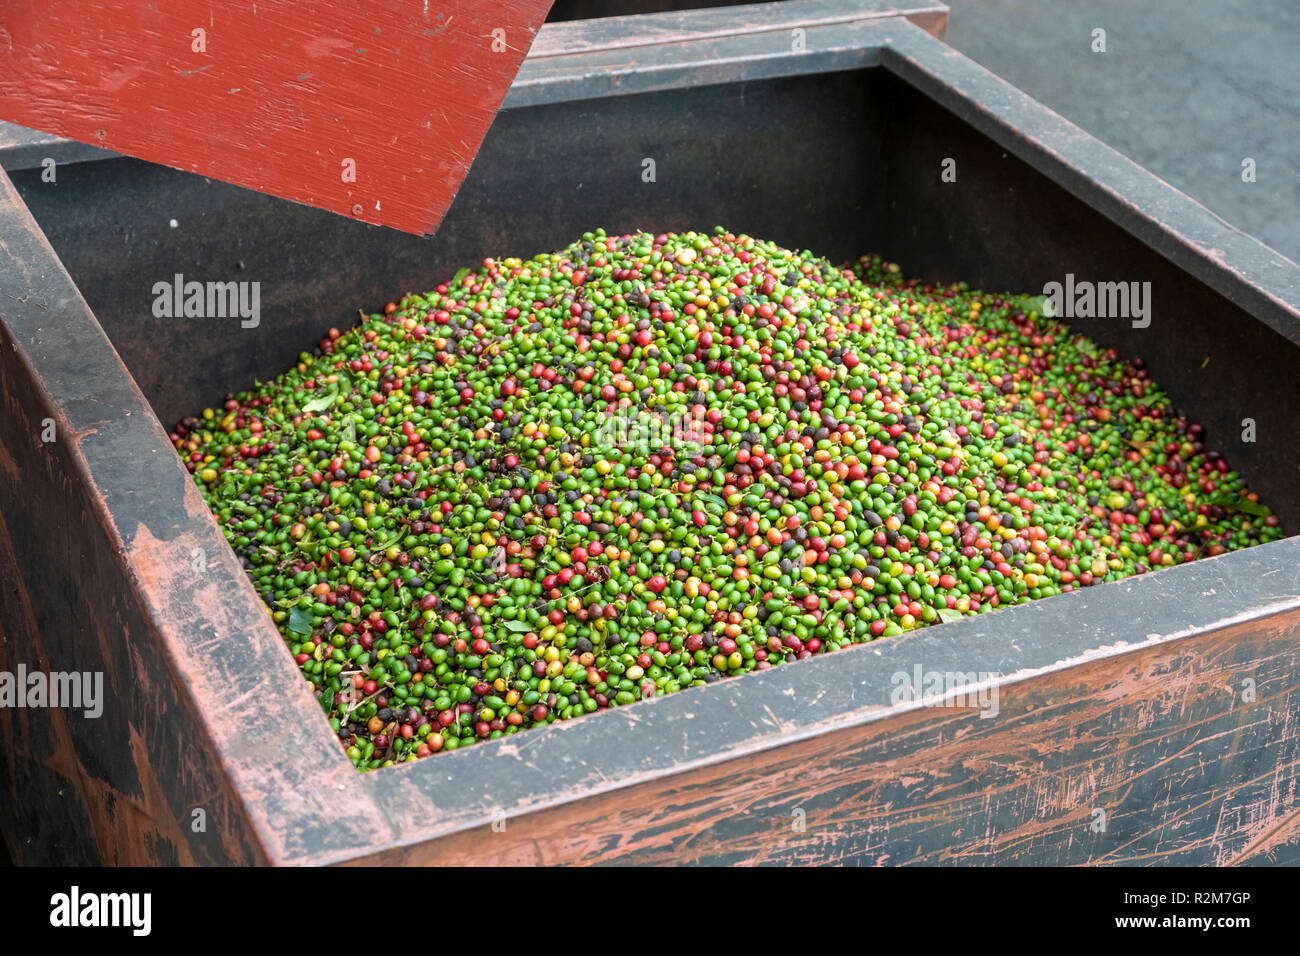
0,2 -> 948,173
0,169 -> 272,864
1,8 -> 1298,869
0,0 -> 552,235
347,612 -> 1300,866
529,0 -> 947,58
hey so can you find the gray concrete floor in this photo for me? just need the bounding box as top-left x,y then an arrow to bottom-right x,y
942,0 -> 1300,262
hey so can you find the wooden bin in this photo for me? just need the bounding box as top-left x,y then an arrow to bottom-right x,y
1,1 -> 1298,865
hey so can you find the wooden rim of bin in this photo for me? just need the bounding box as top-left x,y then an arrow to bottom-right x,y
2,3 -> 1299,865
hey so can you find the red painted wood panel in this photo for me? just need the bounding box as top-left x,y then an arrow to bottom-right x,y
0,1 -> 552,234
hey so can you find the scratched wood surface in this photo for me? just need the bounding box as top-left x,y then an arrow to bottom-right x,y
0,169 -> 273,865
3,9 -> 1300,868
0,0 -> 552,235
349,612 -> 1300,866
0,1 -> 947,174
529,0 -> 947,57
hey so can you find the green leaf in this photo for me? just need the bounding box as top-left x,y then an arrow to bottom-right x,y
375,526 -> 408,550
502,619 -> 534,633
451,267 -> 473,287
302,391 -> 336,414
697,493 -> 727,514
1012,294 -> 1054,318
288,605 -> 313,636
936,608 -> 965,624
1208,494 -> 1270,517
